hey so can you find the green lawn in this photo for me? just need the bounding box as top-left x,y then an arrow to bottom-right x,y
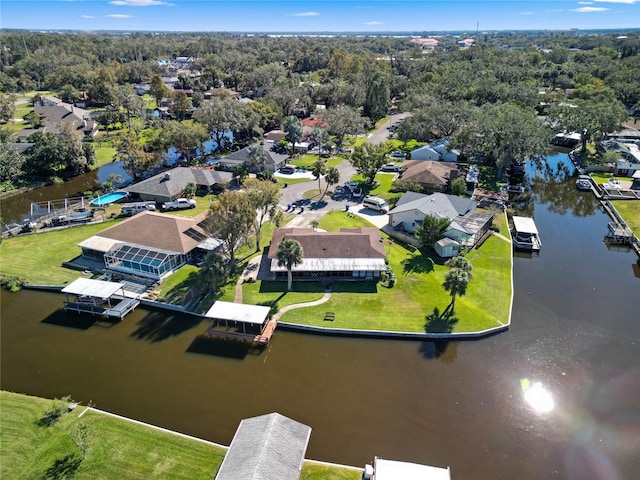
153,264 -> 200,304
290,155 -> 343,169
93,143 -> 117,168
590,172 -> 631,183
0,391 -> 359,480
611,200 -> 640,237
246,210 -> 511,333
0,218 -> 124,285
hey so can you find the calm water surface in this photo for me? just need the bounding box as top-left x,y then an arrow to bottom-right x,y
2,153 -> 639,479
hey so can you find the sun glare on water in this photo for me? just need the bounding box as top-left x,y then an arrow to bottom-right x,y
521,378 -> 555,413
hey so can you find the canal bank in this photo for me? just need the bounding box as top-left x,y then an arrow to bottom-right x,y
2,152 -> 639,480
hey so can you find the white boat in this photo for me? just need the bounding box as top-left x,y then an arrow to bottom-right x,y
576,175 -> 592,191
512,216 -> 542,251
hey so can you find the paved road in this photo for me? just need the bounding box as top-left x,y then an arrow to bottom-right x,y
366,112 -> 411,145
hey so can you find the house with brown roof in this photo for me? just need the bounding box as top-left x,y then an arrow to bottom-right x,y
400,160 -> 459,192
267,227 -> 387,281
301,115 -> 329,140
77,211 -> 221,280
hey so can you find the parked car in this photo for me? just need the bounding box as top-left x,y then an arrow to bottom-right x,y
380,163 -> 401,172
390,151 -> 406,159
363,195 -> 389,213
337,148 -> 354,154
345,181 -> 358,192
161,198 -> 197,210
351,188 -> 363,199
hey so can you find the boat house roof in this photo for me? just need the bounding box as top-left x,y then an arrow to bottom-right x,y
205,301 -> 271,325
215,412 -> 311,480
61,278 -> 124,299
512,216 -> 539,235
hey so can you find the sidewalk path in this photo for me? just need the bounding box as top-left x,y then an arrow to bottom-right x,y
272,287 -> 332,321
492,232 -> 512,243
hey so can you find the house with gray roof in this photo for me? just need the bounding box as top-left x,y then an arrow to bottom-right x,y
219,141 -> 289,173
267,227 -> 388,281
215,413 -> 311,480
26,95 -> 98,138
410,137 -> 460,163
388,192 -> 493,256
127,166 -> 233,203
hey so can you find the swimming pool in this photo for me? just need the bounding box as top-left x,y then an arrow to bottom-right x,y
90,191 -> 129,207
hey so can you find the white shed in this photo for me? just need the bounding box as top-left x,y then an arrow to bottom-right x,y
434,237 -> 460,258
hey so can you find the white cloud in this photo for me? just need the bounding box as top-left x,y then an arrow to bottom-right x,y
80,15 -> 95,18
109,0 -> 173,6
571,6 -> 610,11
577,1 -> 594,4
106,14 -> 133,18
593,0 -> 638,3
520,11 -> 534,15
364,21 -> 383,25
290,12 -> 319,17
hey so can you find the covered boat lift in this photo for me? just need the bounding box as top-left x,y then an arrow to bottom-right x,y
61,278 -> 139,320
204,301 -> 276,346
512,216 -> 542,251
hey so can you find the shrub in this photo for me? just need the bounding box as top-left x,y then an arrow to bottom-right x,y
37,395 -> 75,427
0,274 -> 26,292
391,179 -> 423,193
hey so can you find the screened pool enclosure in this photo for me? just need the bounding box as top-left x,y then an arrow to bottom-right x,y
104,243 -> 185,279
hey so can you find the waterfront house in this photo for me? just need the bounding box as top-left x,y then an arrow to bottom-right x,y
127,166 -> 233,203
215,413 -> 311,480
598,139 -> 640,176
219,141 -> 289,172
387,191 -> 493,255
399,161 -> 460,192
410,137 -> 460,163
77,211 -> 221,280
267,227 -> 388,281
21,96 -> 98,139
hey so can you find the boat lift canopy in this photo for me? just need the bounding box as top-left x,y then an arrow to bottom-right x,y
204,301 -> 270,325
61,278 -> 125,299
512,216 -> 539,235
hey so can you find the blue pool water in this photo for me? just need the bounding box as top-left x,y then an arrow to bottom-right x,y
90,191 -> 128,207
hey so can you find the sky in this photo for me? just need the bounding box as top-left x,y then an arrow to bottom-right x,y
1,0 -> 639,32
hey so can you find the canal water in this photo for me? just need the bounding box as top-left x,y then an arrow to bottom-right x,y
1,153 -> 639,479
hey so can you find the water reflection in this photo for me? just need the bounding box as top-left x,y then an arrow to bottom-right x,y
521,378 -> 555,413
418,341 -> 458,364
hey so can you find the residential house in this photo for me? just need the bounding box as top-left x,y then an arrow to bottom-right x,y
301,114 -> 330,140
127,166 -> 233,203
387,191 -> 493,256
410,38 -> 440,50
264,129 -> 287,143
598,139 -> 640,176
219,141 -> 289,173
77,211 -> 221,280
363,457 -> 451,480
267,227 -> 388,281
23,96 -> 98,139
457,38 -> 476,48
400,161 -> 459,192
215,413 -> 311,480
410,137 -> 460,162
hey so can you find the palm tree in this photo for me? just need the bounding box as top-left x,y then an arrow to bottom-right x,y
445,255 -> 473,274
277,239 -> 304,291
311,158 -> 327,196
442,268 -> 471,314
247,143 -> 268,173
309,127 -> 329,162
323,166 -> 340,197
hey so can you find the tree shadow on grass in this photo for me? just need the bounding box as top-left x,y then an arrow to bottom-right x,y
129,311 -> 203,342
401,253 -> 434,275
424,306 -> 459,333
42,454 -> 82,480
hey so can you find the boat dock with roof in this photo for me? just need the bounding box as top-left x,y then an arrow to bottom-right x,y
512,216 -> 542,252
204,301 -> 277,346
61,278 -> 140,320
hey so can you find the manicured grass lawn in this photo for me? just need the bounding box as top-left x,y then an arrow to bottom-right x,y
153,264 -> 199,304
14,104 -> 33,119
611,200 -> 640,237
590,172 -> 631,183
0,218 -> 124,285
290,155 -> 342,169
93,143 -> 117,168
242,281 -> 326,313
349,173 -> 398,201
273,211 -> 511,333
0,391 -> 358,480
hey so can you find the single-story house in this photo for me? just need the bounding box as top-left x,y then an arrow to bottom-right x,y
301,115 -> 329,140
388,191 -> 493,255
127,166 -> 233,203
77,211 -> 221,280
215,413 -> 311,480
400,161 -> 459,192
267,227 -> 388,281
410,137 -> 460,162
219,141 -> 289,172
24,96 -> 98,138
364,457 -> 451,480
264,129 -> 287,142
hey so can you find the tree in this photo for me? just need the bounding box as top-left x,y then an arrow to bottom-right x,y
445,255 -> 473,274
181,182 -> 196,198
247,144 -> 268,172
149,74 -> 169,107
0,94 -> 17,123
277,238 -> 304,291
204,191 -> 255,270
234,164 -> 249,184
450,178 -> 467,196
24,111 -> 41,128
363,70 -> 390,122
161,120 -> 209,164
311,157 -> 327,195
198,251 -> 229,297
71,422 -> 94,460
414,214 -> 452,251
0,142 -> 24,183
60,83 -> 81,105
324,166 -> 340,196
309,127 -> 329,162
244,178 -> 282,252
114,132 -> 154,179
283,116 -> 302,155
350,142 -> 389,185
115,85 -> 145,132
194,97 -> 258,152
442,267 -> 471,314
319,106 -> 367,146
170,90 -> 192,121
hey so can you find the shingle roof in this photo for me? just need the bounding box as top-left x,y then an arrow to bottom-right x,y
267,227 -> 387,260
83,211 -> 208,254
33,104 -> 96,136
215,413 -> 311,480
390,192 -> 479,234
127,167 -> 232,199
224,142 -> 289,167
400,160 -> 458,187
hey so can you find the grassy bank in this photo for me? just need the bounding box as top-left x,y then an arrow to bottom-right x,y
0,391 -> 359,480
245,211 -> 512,333
611,200 -> 640,237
